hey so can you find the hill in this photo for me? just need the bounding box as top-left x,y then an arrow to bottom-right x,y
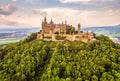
0,33 -> 120,81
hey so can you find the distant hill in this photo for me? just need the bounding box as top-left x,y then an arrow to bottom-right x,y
82,25 -> 120,40
0,27 -> 39,45
0,25 -> 120,45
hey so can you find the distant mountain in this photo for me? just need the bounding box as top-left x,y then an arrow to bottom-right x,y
0,25 -> 120,45
82,25 -> 120,40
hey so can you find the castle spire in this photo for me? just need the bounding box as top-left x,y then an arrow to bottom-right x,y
50,19 -> 53,24
44,16 -> 46,21
44,16 -> 47,24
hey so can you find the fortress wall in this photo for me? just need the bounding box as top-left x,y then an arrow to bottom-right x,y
44,34 -> 52,37
53,27 -> 60,33
60,25 -> 67,33
81,38 -> 89,43
66,35 -> 75,41
43,25 -> 53,34
37,33 -> 43,40
37,31 -> 96,43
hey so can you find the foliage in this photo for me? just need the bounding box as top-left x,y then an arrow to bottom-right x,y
44,36 -> 52,39
22,32 -> 37,43
0,34 -> 120,81
55,34 -> 66,40
66,26 -> 77,34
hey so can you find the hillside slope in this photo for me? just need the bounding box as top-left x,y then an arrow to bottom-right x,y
0,34 -> 120,81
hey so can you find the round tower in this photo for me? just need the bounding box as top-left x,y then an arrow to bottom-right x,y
78,24 -> 81,34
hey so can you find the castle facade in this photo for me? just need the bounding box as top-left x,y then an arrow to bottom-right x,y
37,17 -> 96,43
41,16 -> 68,34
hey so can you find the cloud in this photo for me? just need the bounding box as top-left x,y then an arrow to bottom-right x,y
0,4 -> 17,16
59,0 -> 91,3
12,0 -> 17,2
0,0 -> 120,27
17,15 -> 21,18
59,0 -> 115,3
33,10 -> 47,16
25,0 -> 40,5
58,0 -> 120,12
41,7 -> 120,26
0,18 -> 30,26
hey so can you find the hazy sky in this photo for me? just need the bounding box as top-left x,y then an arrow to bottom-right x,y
0,0 -> 120,27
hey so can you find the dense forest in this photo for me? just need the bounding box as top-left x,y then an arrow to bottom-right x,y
0,33 -> 120,81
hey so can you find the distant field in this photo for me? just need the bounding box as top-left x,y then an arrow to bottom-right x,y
0,27 -> 39,45
0,38 -> 21,45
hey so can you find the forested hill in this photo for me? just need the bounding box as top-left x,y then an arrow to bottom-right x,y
0,33 -> 120,81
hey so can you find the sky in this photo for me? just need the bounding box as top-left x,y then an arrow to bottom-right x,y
0,0 -> 120,27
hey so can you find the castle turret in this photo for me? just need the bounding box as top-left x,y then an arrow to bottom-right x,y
44,16 -> 47,24
42,20 -> 44,26
78,24 -> 81,34
50,19 -> 53,24
50,19 -> 54,34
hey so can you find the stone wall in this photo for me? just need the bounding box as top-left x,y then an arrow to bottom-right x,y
37,33 -> 43,40
53,27 -> 60,33
37,32 -> 96,43
66,35 -> 75,41
60,25 -> 67,33
42,25 -> 54,34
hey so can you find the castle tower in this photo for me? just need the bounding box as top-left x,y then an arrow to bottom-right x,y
50,19 -> 53,24
41,20 -> 45,33
49,19 -> 54,34
44,16 -> 47,24
78,24 -> 81,34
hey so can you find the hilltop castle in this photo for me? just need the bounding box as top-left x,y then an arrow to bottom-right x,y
37,17 -> 96,43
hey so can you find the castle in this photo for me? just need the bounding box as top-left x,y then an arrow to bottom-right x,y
41,16 -> 68,34
37,17 -> 96,43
